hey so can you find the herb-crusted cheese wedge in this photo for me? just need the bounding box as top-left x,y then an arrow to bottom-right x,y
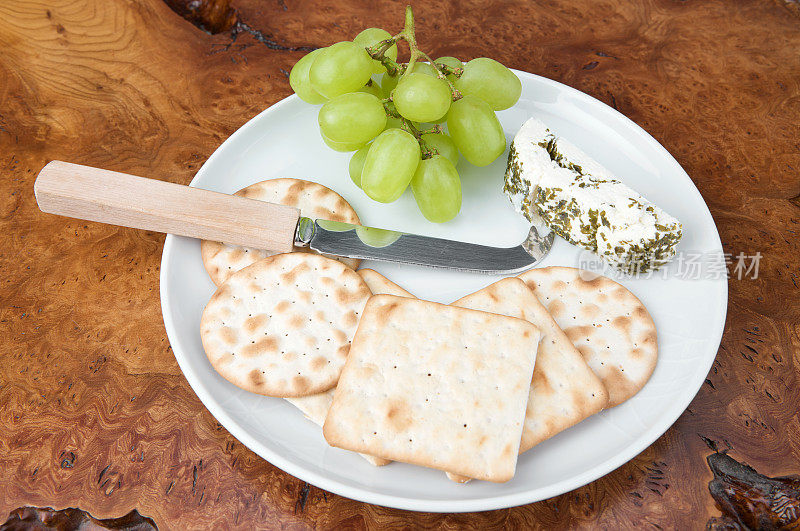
504,117 -> 682,273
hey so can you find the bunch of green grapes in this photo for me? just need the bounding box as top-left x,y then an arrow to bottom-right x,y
288,7 -> 521,223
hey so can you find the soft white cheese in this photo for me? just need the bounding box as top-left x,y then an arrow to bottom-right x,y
503,117 -> 682,273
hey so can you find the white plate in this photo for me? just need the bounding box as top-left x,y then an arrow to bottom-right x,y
160,71 -> 727,512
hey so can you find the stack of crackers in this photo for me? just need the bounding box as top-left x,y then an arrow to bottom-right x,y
200,178 -> 658,483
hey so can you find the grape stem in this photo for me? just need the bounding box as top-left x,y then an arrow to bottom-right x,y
399,7 -> 463,100
364,6 -> 463,100
364,6 -> 458,159
380,99 -> 436,158
401,119 -> 438,159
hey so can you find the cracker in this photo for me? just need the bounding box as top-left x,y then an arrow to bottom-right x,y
286,269 -> 413,467
356,268 -> 415,298
200,253 -> 371,397
518,266 -> 657,407
323,295 -> 540,482
201,179 -> 360,285
287,392 -> 391,466
446,278 -> 608,483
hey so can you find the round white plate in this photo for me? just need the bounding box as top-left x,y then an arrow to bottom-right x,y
160,70 -> 727,512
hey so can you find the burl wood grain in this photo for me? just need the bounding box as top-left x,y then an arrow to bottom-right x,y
0,0 -> 798,528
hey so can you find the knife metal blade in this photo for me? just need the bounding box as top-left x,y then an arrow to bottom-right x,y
295,218 -> 554,275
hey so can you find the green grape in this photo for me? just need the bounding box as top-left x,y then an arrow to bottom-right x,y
381,72 -> 399,97
289,48 -> 327,104
317,219 -> 355,232
411,155 -> 462,223
393,73 -> 452,122
454,57 -> 522,110
361,128 -> 420,203
380,63 -> 437,97
384,115 -> 404,130
355,226 -> 402,247
358,80 -> 383,98
348,143 -> 371,188
411,62 -> 438,77
321,131 -> 364,152
309,41 -> 374,99
446,95 -> 506,166
434,56 -> 462,82
420,132 -> 459,166
353,28 -> 398,74
318,92 -> 386,147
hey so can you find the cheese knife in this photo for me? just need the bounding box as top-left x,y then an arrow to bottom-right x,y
34,161 -> 553,274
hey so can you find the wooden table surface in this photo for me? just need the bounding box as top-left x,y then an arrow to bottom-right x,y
2,0 -> 799,528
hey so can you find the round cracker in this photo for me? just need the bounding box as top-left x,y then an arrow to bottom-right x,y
201,253 -> 371,397
201,178 -> 361,285
518,266 -> 657,407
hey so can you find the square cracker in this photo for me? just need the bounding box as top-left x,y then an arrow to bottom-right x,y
446,277 -> 609,483
286,268 -> 414,468
287,391 -> 390,466
323,295 -> 540,483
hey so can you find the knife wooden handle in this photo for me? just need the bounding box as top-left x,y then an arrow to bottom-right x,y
34,160 -> 300,252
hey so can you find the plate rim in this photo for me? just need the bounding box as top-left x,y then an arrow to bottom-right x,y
160,70 -> 728,512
